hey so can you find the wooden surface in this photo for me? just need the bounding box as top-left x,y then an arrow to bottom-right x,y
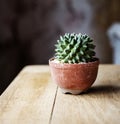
0,65 -> 120,124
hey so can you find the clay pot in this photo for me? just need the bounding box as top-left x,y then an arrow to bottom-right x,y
49,58 -> 99,95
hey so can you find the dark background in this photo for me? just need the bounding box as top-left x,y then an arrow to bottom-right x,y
0,0 -> 120,94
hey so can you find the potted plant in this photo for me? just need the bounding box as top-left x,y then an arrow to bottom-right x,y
49,33 -> 99,94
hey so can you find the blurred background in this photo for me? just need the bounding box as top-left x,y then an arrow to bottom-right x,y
0,0 -> 120,94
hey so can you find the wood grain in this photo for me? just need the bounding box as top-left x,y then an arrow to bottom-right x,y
0,66 -> 57,124
0,65 -> 120,124
51,65 -> 120,124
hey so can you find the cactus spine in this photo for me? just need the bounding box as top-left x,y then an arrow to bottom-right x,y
55,33 -> 96,63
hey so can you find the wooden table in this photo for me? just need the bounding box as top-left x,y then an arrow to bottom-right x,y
0,65 -> 120,124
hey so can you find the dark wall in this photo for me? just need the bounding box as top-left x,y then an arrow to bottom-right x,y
0,0 -> 120,94
0,0 -> 59,94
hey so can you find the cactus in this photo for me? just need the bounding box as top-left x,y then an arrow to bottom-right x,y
55,33 -> 96,63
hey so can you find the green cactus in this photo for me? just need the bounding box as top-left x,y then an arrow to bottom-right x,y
54,33 -> 96,63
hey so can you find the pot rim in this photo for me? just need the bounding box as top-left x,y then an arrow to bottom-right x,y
49,57 -> 99,69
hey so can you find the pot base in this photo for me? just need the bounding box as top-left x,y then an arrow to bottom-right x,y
60,88 -> 86,95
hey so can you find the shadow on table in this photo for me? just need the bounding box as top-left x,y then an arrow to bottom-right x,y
87,85 -> 120,95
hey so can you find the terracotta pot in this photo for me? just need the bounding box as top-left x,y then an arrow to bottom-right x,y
49,58 -> 99,94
